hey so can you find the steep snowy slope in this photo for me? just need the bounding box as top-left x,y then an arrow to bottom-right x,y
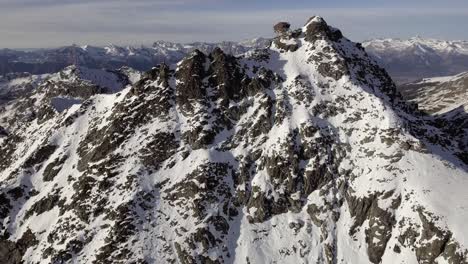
399,71 -> 468,114
363,37 -> 468,83
0,17 -> 467,264
0,65 -> 131,137
398,73 -> 468,166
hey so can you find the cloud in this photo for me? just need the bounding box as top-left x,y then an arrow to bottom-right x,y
0,2 -> 467,48
0,0 -> 217,9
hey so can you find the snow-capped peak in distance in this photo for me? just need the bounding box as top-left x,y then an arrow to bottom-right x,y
363,37 -> 468,83
48,65 -> 129,93
0,65 -> 141,106
0,16 -> 467,264
364,37 -> 468,55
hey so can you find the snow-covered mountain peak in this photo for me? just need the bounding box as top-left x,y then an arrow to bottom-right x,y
0,16 -> 467,264
303,15 -> 326,27
0,72 -> 50,104
48,65 -> 129,93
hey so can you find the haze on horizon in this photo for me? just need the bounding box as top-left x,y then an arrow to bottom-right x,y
1,0 -> 468,49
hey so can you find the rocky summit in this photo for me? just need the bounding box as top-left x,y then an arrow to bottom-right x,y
0,16 -> 467,264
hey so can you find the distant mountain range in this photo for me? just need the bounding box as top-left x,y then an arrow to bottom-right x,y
3,36 -> 468,86
0,38 -> 270,76
363,37 -> 468,84
0,39 -> 269,104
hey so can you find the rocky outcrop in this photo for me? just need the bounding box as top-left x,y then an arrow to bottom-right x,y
0,229 -> 38,264
0,126 -> 7,137
208,47 -> 245,102
23,144 -> 57,169
346,191 -> 400,263
175,49 -> 208,112
304,16 -> 342,43
272,21 -> 300,52
273,22 -> 291,34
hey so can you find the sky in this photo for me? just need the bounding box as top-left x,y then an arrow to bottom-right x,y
1,0 -> 468,49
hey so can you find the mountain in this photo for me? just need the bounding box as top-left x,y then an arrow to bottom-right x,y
0,65 -> 139,106
398,72 -> 468,163
399,71 -> 468,114
0,16 -> 467,264
0,38 -> 270,77
0,72 -> 49,104
4,37 -> 468,87
363,37 -> 468,84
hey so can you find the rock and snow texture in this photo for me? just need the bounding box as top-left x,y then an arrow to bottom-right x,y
399,71 -> 468,114
0,73 -> 49,104
0,16 -> 467,264
363,37 -> 468,83
398,72 -> 468,166
0,65 -> 135,107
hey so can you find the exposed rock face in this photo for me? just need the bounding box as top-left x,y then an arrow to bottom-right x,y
274,22 -> 291,34
0,229 -> 38,264
176,50 -> 207,112
0,126 -> 7,137
0,16 -> 467,264
304,16 -> 343,43
346,191 -> 400,263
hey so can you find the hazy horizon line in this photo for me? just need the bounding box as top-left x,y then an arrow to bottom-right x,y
2,35 -> 468,51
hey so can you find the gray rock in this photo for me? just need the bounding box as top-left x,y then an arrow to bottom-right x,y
273,22 -> 291,35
